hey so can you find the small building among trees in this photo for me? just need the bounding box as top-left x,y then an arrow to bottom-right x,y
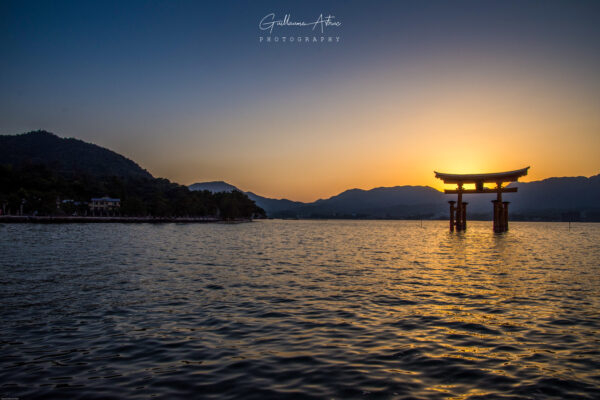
90,197 -> 121,216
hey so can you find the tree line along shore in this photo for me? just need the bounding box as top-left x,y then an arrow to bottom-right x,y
0,163 -> 265,221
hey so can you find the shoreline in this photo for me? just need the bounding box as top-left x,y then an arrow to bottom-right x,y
1,216 -> 594,224
0,216 -> 253,224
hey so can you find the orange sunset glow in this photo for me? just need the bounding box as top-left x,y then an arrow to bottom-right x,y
140,57 -> 599,201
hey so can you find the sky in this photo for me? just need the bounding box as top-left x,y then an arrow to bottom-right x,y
1,0 -> 599,201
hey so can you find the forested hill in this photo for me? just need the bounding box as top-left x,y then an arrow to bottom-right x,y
0,131 -> 264,219
0,130 -> 152,179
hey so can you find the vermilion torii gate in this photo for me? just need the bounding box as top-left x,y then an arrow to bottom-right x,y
434,167 -> 530,233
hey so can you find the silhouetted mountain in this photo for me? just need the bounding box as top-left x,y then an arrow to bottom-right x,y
282,186 -> 444,219
244,192 -> 303,215
189,181 -> 238,193
0,131 -> 264,219
511,175 -> 600,211
188,181 -> 304,215
314,186 -> 443,213
190,174 -> 600,221
0,130 -> 152,179
508,175 -> 600,221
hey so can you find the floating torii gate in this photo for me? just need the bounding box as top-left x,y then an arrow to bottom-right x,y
434,167 -> 529,233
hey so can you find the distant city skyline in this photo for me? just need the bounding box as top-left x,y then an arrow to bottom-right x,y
2,0 -> 599,202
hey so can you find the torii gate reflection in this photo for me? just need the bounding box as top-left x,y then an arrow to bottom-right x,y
434,167 -> 530,233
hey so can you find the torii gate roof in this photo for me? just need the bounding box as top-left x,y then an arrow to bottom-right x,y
434,167 -> 530,184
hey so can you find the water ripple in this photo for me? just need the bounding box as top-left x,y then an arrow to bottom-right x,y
1,220 -> 599,399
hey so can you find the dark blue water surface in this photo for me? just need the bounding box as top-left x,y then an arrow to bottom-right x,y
1,220 -> 599,399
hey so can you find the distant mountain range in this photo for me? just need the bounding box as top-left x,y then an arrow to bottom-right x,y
190,181 -> 305,215
190,175 -> 600,221
2,130 -> 597,221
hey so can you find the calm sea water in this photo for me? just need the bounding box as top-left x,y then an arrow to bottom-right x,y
1,220 -> 599,399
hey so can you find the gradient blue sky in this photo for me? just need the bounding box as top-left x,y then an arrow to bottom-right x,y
2,0 -> 599,200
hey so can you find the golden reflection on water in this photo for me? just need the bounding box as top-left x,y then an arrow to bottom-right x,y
301,220 -> 600,396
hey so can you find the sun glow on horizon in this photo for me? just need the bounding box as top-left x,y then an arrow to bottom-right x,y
156,48 -> 599,202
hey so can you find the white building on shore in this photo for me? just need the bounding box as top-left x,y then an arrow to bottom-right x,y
90,197 -> 120,215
